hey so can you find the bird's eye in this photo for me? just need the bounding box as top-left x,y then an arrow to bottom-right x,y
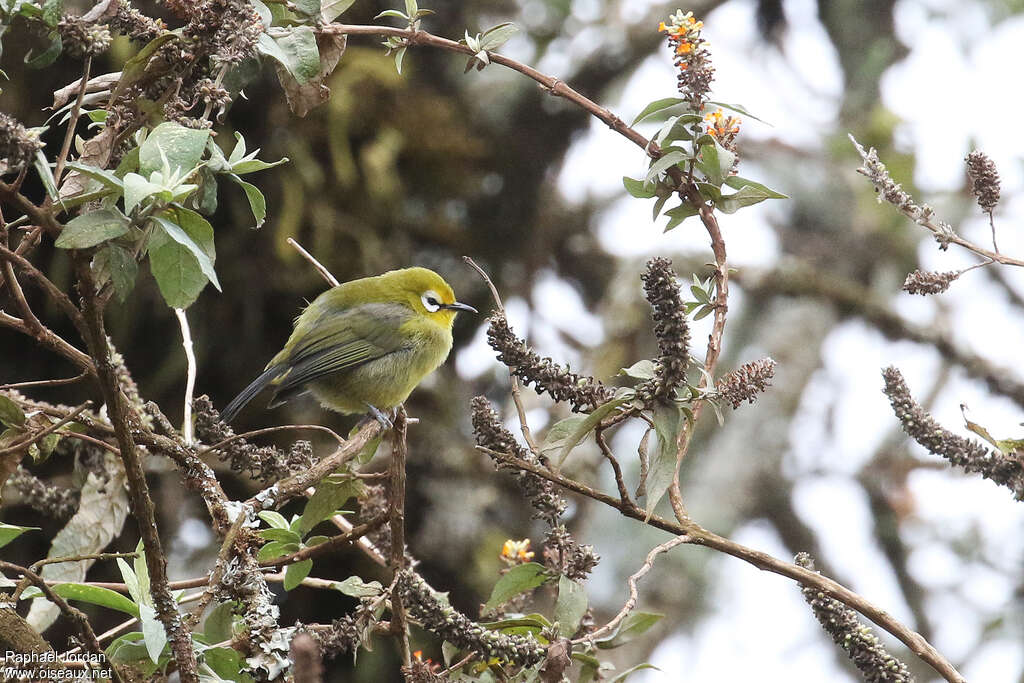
421,291 -> 442,312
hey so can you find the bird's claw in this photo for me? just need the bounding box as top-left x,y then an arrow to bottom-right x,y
365,404 -> 394,430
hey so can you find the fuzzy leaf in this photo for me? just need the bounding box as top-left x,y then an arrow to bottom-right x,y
298,474 -> 363,536
643,403 -> 682,517
333,576 -> 383,598
55,208 -> 130,249
284,559 -> 313,590
138,603 -> 167,664
596,612 -> 664,649
139,122 -> 210,176
0,523 -> 37,549
321,0 -> 358,21
485,562 -> 548,609
153,208 -> 220,290
0,395 -> 26,427
228,174 -> 267,228
554,575 -> 588,637
631,97 -> 690,125
21,583 -> 139,617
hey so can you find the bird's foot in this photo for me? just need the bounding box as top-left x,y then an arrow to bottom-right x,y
365,403 -> 394,430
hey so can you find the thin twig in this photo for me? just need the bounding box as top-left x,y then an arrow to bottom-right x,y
197,423 -> 346,456
462,255 -> 540,454
175,308 -> 197,446
0,401 -> 92,456
0,371 -> 89,390
579,534 -> 688,643
288,237 -> 339,287
260,514 -> 389,567
52,56 -> 92,190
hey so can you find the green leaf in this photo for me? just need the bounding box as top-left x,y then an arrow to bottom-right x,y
230,157 -> 289,175
258,511 -> 289,529
655,114 -> 701,146
228,174 -> 266,228
298,474 -> 364,536
479,22 -> 518,51
663,203 -> 699,232
55,208 -> 130,249
202,602 -> 236,645
291,0 -> 320,17
333,576 -> 383,598
611,663 -> 660,682
33,149 -> 59,200
643,403 -> 682,517
257,28 -> 320,85
284,559 -> 313,590
139,122 -> 210,176
696,139 -> 735,188
203,646 -> 244,680
356,433 -> 382,464
0,523 -> 37,549
122,172 -> 163,214
64,161 -> 124,191
707,100 -> 769,124
256,540 -> 298,562
554,575 -> 588,637
21,583 -> 139,617
484,562 -> 548,610
258,528 -> 302,544
149,232 -> 208,309
375,9 -> 409,20
139,602 -> 167,664
25,32 -> 62,68
93,244 -> 137,303
481,614 -> 553,632
631,97 -> 690,125
0,395 -> 26,428
322,0 -> 358,22
542,397 -> 629,465
596,612 -> 664,649
620,360 -> 656,381
113,33 -> 180,101
622,176 -> 656,199
723,175 -> 787,198
715,184 -> 784,214
153,207 -> 220,291
644,151 -> 687,183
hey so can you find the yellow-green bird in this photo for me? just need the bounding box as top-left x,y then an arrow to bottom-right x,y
221,267 -> 476,424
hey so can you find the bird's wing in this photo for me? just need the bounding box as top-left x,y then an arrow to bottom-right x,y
268,302 -> 411,398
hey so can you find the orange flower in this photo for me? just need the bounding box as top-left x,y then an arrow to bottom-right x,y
501,539 -> 535,563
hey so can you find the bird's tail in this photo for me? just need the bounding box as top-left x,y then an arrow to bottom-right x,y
220,365 -> 284,423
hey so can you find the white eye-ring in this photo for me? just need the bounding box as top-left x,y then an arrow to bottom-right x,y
421,290 -> 442,312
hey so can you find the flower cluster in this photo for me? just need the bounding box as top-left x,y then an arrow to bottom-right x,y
471,396 -> 567,523
501,539 -> 535,565
715,357 -> 776,409
57,17 -> 112,58
487,314 -> 613,412
6,467 -> 78,520
110,1 -> 167,42
705,108 -> 741,150
851,136 -> 956,250
965,150 -> 1000,216
659,10 -> 715,110
397,570 -> 546,667
882,367 -> 1024,500
902,269 -> 959,296
796,553 -> 913,682
542,524 -> 599,581
0,113 -> 42,173
193,395 -> 314,482
638,258 -> 691,404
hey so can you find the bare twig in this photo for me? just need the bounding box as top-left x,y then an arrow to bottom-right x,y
579,534 -> 689,643
175,308 -> 197,446
261,514 -> 389,567
0,401 -> 92,456
0,371 -> 89,390
463,255 -> 540,454
197,423 -> 346,456
288,237 -> 339,287
52,56 -> 92,189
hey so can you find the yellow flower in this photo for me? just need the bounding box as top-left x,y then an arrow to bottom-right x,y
501,538 -> 535,563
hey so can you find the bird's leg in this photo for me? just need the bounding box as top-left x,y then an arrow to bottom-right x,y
365,403 -> 394,430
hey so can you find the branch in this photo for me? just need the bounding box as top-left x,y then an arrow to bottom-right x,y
479,445 -> 965,683
72,261 -> 200,682
388,407 -> 411,667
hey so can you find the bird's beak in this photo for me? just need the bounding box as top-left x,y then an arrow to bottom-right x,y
443,301 -> 478,314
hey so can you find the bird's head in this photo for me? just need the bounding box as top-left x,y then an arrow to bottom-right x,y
382,267 -> 477,328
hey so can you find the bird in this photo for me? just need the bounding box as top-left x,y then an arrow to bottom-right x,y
220,267 -> 477,425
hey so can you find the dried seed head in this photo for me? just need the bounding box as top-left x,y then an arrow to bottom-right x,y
965,150 -> 1000,214
0,114 -> 43,173
58,17 -> 112,58
716,357 -> 776,409
638,257 -> 690,403
795,553 -> 914,682
902,269 -> 959,296
487,314 -> 613,412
